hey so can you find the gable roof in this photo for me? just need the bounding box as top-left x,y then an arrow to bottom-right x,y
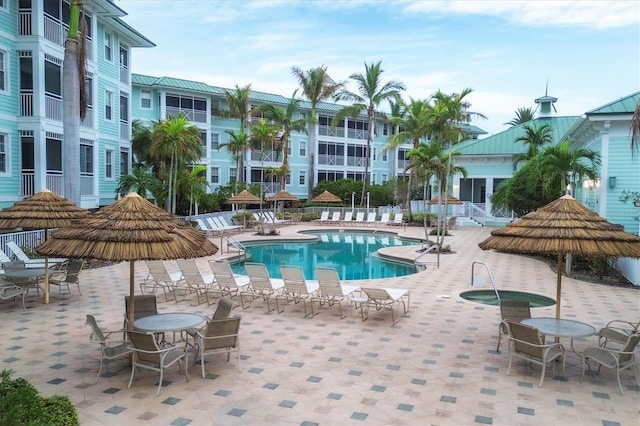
586,91 -> 640,115
453,116 -> 580,156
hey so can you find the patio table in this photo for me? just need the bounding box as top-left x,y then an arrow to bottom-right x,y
134,312 -> 205,345
522,317 -> 595,356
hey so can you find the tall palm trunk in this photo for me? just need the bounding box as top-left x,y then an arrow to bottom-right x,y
308,117 -> 317,199
62,1 -> 82,205
360,113 -> 374,206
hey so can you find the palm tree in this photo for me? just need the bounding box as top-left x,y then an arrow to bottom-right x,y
149,113 -> 203,213
220,129 -> 250,186
224,84 -> 252,132
176,164 -> 209,217
116,165 -> 162,201
258,91 -> 308,188
631,100 -> 640,154
131,119 -> 154,166
335,61 -> 405,205
291,65 -> 345,197
505,106 -> 536,127
249,119 -> 280,232
539,140 -> 600,196
386,98 -> 432,219
512,123 -> 553,170
62,0 -> 84,205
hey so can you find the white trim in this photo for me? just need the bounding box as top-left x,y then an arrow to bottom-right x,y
105,89 -> 114,121
140,89 -> 151,109
104,31 -> 113,63
105,149 -> 114,181
0,49 -> 8,95
0,131 -> 10,177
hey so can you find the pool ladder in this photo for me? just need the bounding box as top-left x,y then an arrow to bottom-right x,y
471,261 -> 500,303
225,236 -> 246,261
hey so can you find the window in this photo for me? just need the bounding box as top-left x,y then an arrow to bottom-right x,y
0,51 -> 6,92
229,167 -> 237,182
0,134 -> 7,173
105,90 -> 113,120
119,94 -> 128,123
105,149 -> 113,179
120,149 -> 129,175
299,140 -> 306,157
80,144 -> 93,174
382,149 -> 388,162
287,143 -> 292,157
210,167 -> 219,184
165,93 -> 207,122
383,123 -> 389,136
104,32 -> 112,62
140,90 -> 151,109
211,132 -> 219,150
300,112 -> 306,119
211,99 -> 222,117
299,170 -> 306,186
46,134 -> 62,172
382,174 -> 388,185
44,57 -> 61,97
286,172 -> 291,185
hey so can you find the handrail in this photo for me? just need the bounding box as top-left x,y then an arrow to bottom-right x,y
471,261 -> 500,303
414,244 -> 439,264
225,236 -> 246,261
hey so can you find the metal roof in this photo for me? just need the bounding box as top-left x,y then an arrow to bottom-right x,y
586,92 -> 640,115
453,116 -> 580,156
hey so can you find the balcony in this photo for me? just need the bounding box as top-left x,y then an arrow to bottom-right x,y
20,92 -> 33,116
165,106 -> 207,123
80,108 -> 93,128
80,175 -> 93,196
317,155 -> 344,166
21,171 -> 34,197
120,65 -> 129,85
250,150 -> 280,163
318,125 -> 345,138
347,129 -> 368,140
45,93 -> 63,121
46,173 -> 64,196
43,15 -> 93,60
346,157 -> 366,167
120,120 -> 129,140
19,11 -> 32,36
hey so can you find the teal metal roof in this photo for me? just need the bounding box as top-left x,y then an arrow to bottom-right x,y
453,116 -> 580,156
587,92 -> 640,115
132,74 -> 157,85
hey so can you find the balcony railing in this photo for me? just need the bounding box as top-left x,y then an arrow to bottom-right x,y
250,150 -> 280,163
20,92 -> 33,116
80,175 -> 93,195
43,15 -> 93,60
21,171 -> 34,197
347,129 -> 368,140
80,108 -> 93,128
120,65 -> 129,85
46,173 -> 64,195
18,11 -> 32,36
45,94 -> 63,121
318,125 -> 345,138
317,155 -> 344,166
120,121 -> 129,139
165,106 -> 207,123
346,157 -> 366,167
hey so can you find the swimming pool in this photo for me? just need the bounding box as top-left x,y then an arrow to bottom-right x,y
230,231 -> 419,280
459,290 -> 556,308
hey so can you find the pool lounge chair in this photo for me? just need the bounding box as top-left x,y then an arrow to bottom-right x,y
328,211 -> 341,224
353,212 -> 365,226
139,260 -> 183,301
240,262 -> 284,312
365,212 -> 377,226
6,241 -> 66,266
341,211 -> 354,225
360,287 -> 410,325
208,260 -> 250,298
315,211 -> 330,224
313,267 -> 360,319
176,258 -> 216,305
388,213 -> 404,227
277,265 -> 320,317
377,213 -> 390,226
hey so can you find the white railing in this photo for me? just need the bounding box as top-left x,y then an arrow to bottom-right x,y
46,173 -> 63,195
19,11 -> 32,35
317,155 -> 344,166
165,106 -> 207,123
0,230 -> 51,260
347,129 -> 368,140
21,172 -> 35,197
45,94 -> 63,121
80,108 -> 93,128
44,15 -> 64,46
20,92 -> 33,116
80,175 -> 93,195
464,202 -> 487,226
120,65 -> 129,84
318,125 -> 345,138
120,121 -> 129,139
250,150 -> 279,163
346,157 -> 366,167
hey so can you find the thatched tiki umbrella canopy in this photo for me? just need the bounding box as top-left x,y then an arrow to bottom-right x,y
37,193 -> 218,327
427,193 -> 463,205
267,190 -> 299,219
479,195 -> 640,318
311,190 -> 342,204
0,189 -> 90,303
225,189 -> 261,228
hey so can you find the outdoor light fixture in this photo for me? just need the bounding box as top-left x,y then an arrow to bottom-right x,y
608,176 -> 617,189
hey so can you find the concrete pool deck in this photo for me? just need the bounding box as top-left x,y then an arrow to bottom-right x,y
0,224 -> 638,425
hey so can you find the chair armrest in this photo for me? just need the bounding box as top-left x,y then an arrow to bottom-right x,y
48,271 -> 66,280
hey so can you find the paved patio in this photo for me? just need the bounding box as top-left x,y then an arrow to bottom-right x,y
0,225 -> 638,425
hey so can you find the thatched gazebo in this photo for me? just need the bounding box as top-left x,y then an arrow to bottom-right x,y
311,190 -> 342,204
37,193 -> 218,326
225,190 -> 262,228
479,194 -> 640,318
0,189 -> 90,303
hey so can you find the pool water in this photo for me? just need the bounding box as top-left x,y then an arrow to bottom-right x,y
459,290 -> 556,308
231,231 -> 418,280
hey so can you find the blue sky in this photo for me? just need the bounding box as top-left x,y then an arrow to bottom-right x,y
119,0 -> 639,136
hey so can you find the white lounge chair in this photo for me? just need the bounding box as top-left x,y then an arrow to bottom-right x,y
328,211 -> 341,223
342,211 -> 354,225
377,213 -> 390,226
240,262 -> 284,312
360,287 -> 410,325
313,267 -> 360,319
315,211 -> 330,224
277,265 -> 320,317
217,217 -> 243,231
208,260 -> 250,298
365,212 -> 377,226
354,212 -> 365,226
389,213 -> 404,226
196,218 -> 217,234
6,241 -> 66,265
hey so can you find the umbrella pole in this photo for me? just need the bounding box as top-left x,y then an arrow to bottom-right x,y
44,257 -> 50,304
555,252 -> 563,319
128,261 -> 135,330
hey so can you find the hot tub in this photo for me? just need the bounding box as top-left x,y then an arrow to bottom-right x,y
459,290 -> 555,308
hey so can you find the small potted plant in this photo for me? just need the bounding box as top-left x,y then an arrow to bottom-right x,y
619,190 -> 640,207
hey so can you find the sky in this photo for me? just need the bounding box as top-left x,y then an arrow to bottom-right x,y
118,0 -> 640,137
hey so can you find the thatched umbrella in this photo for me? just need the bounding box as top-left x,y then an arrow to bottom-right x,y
225,189 -> 261,228
311,190 -> 342,204
37,192 -> 218,327
267,190 -> 299,221
479,194 -> 640,318
0,189 -> 90,303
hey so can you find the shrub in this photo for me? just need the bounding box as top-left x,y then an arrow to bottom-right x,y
301,212 -> 320,222
0,369 -> 79,425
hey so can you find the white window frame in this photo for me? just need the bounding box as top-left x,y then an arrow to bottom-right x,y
382,173 -> 388,185
0,50 -> 7,93
382,149 -> 388,162
0,1 -> 7,12
211,132 -> 220,150
299,170 -> 306,186
105,90 -> 113,121
0,132 -> 9,175
105,149 -> 113,180
140,89 -> 151,109
229,167 -> 237,182
299,140 -> 306,157
286,172 -> 291,185
210,167 -> 220,184
104,31 -> 112,62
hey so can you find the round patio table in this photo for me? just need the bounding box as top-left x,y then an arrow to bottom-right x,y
522,317 -> 595,356
133,313 -> 205,333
